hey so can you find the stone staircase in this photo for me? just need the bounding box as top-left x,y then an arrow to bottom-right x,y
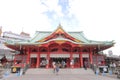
26,68 -> 94,75
0,69 -> 4,79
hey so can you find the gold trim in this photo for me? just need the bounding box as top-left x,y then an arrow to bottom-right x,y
55,40 -> 66,44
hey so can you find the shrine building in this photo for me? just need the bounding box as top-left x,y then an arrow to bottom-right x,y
5,24 -> 114,68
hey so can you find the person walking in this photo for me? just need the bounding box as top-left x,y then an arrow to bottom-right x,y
52,61 -> 56,73
61,60 -> 65,68
55,63 -> 60,75
84,61 -> 87,70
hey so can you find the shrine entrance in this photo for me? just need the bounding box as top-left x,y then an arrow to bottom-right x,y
83,58 -> 89,68
30,58 -> 37,68
50,58 -> 69,68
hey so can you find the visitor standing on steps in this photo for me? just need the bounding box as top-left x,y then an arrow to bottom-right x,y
55,62 -> 60,75
52,61 -> 56,73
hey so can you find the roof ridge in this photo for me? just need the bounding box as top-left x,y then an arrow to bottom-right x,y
68,31 -> 83,33
36,31 -> 51,33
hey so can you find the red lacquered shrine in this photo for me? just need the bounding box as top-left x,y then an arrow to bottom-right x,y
5,24 -> 114,68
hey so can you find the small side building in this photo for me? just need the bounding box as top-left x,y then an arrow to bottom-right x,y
0,29 -> 31,65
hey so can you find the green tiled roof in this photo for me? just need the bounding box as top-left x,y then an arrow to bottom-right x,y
29,31 -> 90,43
6,30 -> 114,46
68,32 -> 90,43
30,31 -> 51,43
89,40 -> 114,46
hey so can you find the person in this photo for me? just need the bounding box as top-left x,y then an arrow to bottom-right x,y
93,64 -> 97,74
55,63 -> 60,75
113,62 -> 116,74
70,60 -> 74,68
52,61 -> 56,73
61,60 -> 65,68
84,61 -> 87,70
103,67 -> 107,73
5,62 -> 9,69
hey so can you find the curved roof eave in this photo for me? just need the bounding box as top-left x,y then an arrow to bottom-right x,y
29,31 -> 91,43
68,32 -> 90,43
30,31 -> 51,43
6,37 -> 114,47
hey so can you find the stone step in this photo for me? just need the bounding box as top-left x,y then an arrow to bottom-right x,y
26,68 -> 94,75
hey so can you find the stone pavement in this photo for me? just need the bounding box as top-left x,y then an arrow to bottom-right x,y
0,68 -> 119,80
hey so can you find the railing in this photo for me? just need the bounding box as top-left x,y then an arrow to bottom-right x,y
0,65 -> 4,79
22,64 -> 30,75
14,55 -> 27,68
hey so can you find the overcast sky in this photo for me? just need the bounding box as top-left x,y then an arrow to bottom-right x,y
0,0 -> 120,55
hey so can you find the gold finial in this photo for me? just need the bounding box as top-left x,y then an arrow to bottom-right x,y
58,23 -> 63,29
59,23 -> 61,27
58,23 -> 62,28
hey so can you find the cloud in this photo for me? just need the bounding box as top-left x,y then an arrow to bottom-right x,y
0,0 -> 120,55
41,0 -> 63,17
69,0 -> 120,55
69,0 -> 120,33
0,0 -> 52,36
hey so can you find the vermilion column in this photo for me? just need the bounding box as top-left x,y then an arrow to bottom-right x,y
36,47 -> 40,68
14,54 -> 16,64
26,47 -> 30,64
70,47 -> 74,68
46,48 -> 50,68
80,48 -> 83,67
89,47 -> 93,64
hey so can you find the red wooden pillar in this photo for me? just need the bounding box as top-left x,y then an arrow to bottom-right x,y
26,47 -> 30,64
70,47 -> 74,68
14,54 -> 16,64
36,47 -> 40,68
46,48 -> 50,68
89,47 -> 93,64
102,56 -> 105,65
96,55 -> 98,65
80,48 -> 83,67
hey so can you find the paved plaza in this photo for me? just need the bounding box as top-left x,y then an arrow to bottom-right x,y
0,68 -> 119,80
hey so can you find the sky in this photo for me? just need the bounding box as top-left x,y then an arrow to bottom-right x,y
0,0 -> 120,56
